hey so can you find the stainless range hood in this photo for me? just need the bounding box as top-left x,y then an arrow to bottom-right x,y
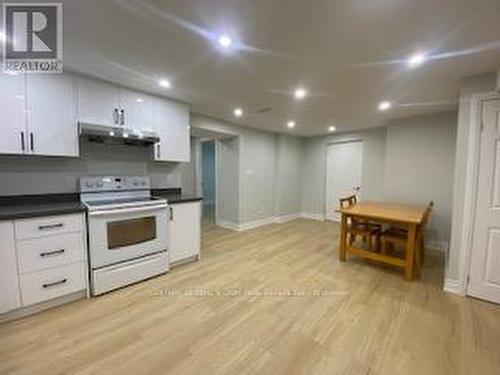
79,123 -> 160,145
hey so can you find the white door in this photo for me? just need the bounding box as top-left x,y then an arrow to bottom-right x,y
0,222 -> 21,314
0,72 -> 27,155
153,97 -> 190,162
77,78 -> 120,127
26,74 -> 79,157
169,202 -> 201,263
118,89 -> 154,131
468,99 -> 500,304
325,141 -> 363,221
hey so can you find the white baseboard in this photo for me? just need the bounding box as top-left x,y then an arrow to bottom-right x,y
216,220 -> 240,231
300,212 -> 325,221
443,278 -> 465,296
239,216 -> 276,231
275,213 -> 301,223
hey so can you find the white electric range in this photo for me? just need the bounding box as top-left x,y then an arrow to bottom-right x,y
80,176 -> 169,296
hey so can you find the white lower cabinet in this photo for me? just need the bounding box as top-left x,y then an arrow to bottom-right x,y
0,213 -> 88,319
0,222 -> 21,314
169,202 -> 201,265
19,263 -> 86,306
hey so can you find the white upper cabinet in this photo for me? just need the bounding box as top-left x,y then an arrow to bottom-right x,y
26,74 -> 79,157
118,89 -> 154,131
153,97 -> 190,162
77,78 -> 120,127
0,221 -> 21,314
0,72 -> 78,157
0,73 -> 27,155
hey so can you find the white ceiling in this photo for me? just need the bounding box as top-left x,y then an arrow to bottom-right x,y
58,0 -> 500,135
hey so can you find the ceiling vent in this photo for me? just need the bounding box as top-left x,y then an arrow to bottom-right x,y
256,107 -> 272,114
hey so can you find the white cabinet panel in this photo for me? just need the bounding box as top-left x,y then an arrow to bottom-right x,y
119,89 -> 154,132
0,222 -> 21,314
19,262 -> 86,306
77,77 -> 120,126
15,213 -> 84,240
153,98 -> 190,162
169,202 -> 201,264
27,74 -> 78,157
0,73 -> 27,155
17,232 -> 86,274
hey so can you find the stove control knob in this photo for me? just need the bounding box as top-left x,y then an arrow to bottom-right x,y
85,182 -> 94,188
97,182 -> 103,188
133,181 -> 139,186
141,181 -> 146,186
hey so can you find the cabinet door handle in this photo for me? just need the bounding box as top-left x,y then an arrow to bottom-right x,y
169,206 -> 173,221
38,223 -> 64,231
42,278 -> 67,288
157,144 -> 161,159
113,108 -> 119,124
20,132 -> 25,151
29,132 -> 34,152
120,109 -> 125,126
40,249 -> 65,258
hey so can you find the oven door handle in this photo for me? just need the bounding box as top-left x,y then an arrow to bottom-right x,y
88,203 -> 168,216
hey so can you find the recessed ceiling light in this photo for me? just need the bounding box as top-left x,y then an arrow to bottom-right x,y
294,88 -> 307,100
158,79 -> 171,89
328,126 -> 336,132
234,108 -> 243,118
218,35 -> 232,49
378,101 -> 392,111
136,98 -> 144,103
407,52 -> 427,68
287,121 -> 296,129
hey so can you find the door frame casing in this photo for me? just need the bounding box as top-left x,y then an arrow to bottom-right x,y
453,92 -> 500,296
324,139 -> 364,222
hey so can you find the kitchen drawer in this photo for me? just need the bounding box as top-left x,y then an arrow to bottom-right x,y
15,214 -> 84,240
92,252 -> 167,296
17,233 -> 86,274
20,263 -> 86,306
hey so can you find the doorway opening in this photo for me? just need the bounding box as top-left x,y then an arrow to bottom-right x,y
325,140 -> 364,221
200,139 -> 216,226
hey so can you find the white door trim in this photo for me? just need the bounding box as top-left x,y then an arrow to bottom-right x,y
454,92 -> 500,296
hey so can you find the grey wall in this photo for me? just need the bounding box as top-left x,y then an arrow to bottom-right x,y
217,136 -> 240,224
239,128 -> 277,223
191,113 -> 279,225
0,141 -> 181,195
447,73 -> 497,281
384,111 -> 458,248
274,135 -> 303,216
301,127 -> 387,215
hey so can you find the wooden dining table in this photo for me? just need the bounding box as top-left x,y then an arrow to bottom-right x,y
338,201 -> 428,281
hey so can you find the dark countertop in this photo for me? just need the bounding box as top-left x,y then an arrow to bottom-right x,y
152,188 -> 203,204
0,188 -> 202,221
0,194 -> 86,221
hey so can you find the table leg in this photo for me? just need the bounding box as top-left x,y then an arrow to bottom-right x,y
404,223 -> 417,281
339,213 -> 347,262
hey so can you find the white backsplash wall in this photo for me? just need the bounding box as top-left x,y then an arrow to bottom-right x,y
0,140 -> 182,196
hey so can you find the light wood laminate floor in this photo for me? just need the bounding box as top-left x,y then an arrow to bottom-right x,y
1,219 -> 499,374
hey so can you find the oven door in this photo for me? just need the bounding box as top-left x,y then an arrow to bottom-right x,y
87,204 -> 168,269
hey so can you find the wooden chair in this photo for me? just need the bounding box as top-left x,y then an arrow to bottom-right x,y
339,195 -> 381,251
380,201 -> 434,268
